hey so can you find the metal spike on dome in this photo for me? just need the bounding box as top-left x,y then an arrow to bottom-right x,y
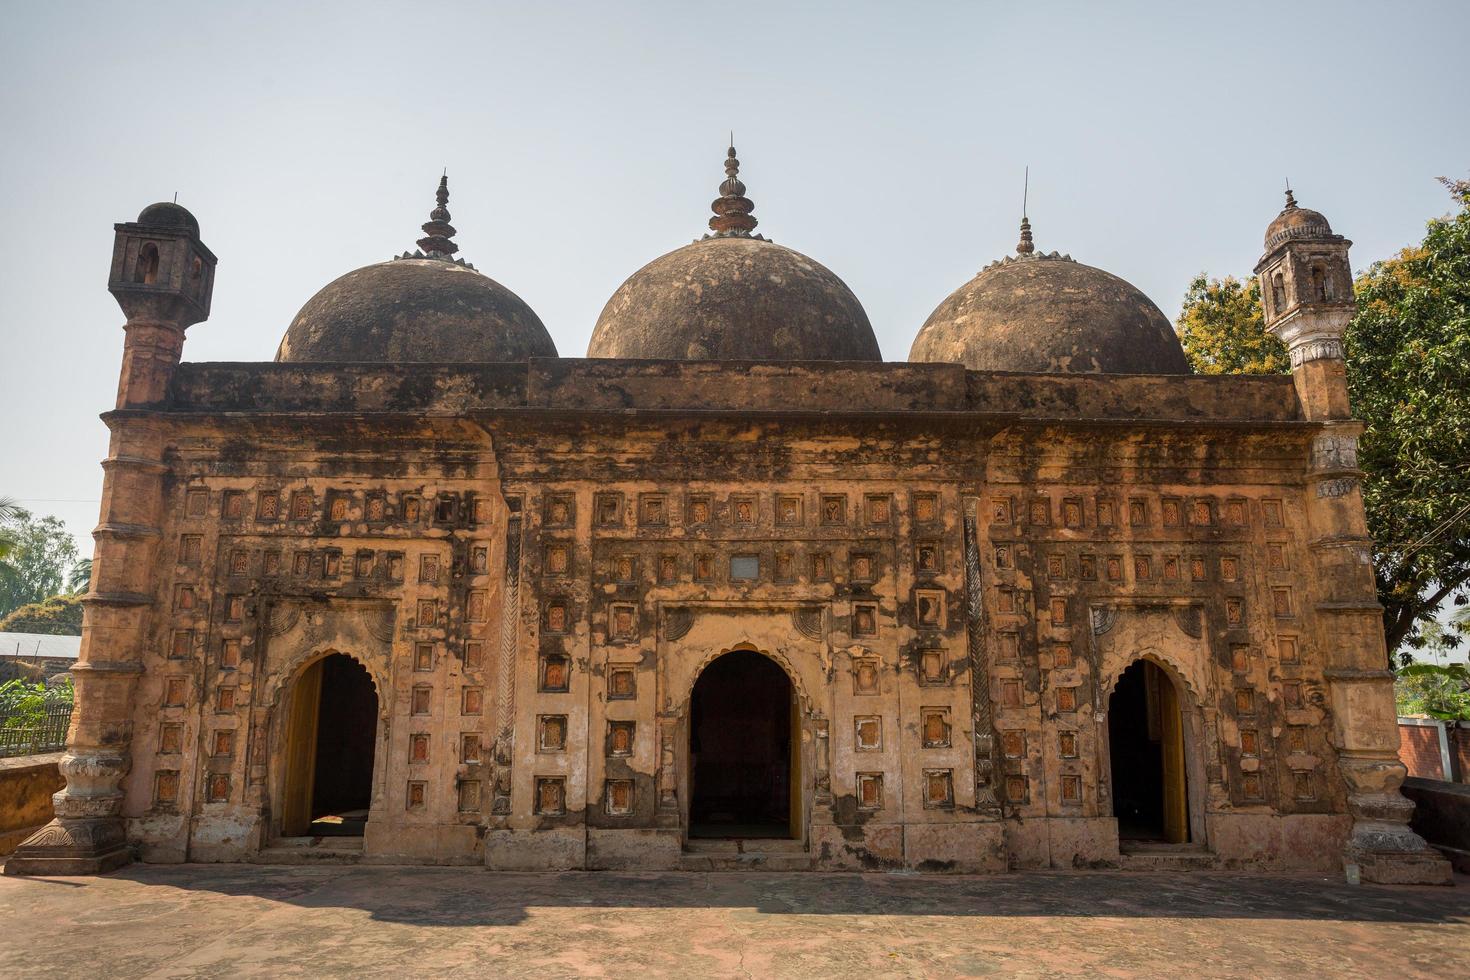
709,142 -> 758,237
416,174 -> 459,258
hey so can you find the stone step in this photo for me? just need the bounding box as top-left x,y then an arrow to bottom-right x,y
253,837 -> 364,865
677,851 -> 815,872
1115,845 -> 1216,872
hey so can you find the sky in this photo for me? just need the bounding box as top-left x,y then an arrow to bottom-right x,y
0,0 -> 1466,555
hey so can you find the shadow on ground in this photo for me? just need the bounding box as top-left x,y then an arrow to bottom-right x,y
13,863 -> 1467,929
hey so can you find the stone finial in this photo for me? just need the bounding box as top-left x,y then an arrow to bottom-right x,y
709,143 -> 759,237
1016,216 -> 1035,255
1284,187 -> 1298,210
416,175 -> 459,258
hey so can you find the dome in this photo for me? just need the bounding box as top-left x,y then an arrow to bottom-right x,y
908,219 -> 1190,375
1263,189 -> 1334,251
586,146 -> 881,362
275,177 -> 556,363
136,202 -> 200,237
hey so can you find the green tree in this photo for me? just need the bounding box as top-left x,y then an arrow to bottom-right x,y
67,557 -> 92,594
1175,180 -> 1470,663
0,593 -> 84,635
1347,180 -> 1470,660
0,509 -> 79,619
1175,274 -> 1290,375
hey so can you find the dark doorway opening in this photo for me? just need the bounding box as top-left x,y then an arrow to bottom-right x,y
281,653 -> 377,838
689,649 -> 794,839
1108,659 -> 1189,843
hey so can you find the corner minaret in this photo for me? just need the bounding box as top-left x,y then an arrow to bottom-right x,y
1253,190 -> 1450,885
6,202 -> 215,876
1253,188 -> 1354,419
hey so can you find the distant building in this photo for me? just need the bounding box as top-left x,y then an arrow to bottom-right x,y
4,151 -> 1450,884
0,632 -> 80,680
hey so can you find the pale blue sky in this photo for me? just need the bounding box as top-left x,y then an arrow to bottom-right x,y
1,0 -> 1466,551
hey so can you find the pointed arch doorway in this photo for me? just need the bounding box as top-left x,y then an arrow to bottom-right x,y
1108,659 -> 1189,844
280,653 -> 378,837
688,648 -> 800,840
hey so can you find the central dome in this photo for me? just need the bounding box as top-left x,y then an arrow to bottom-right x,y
276,177 -> 556,363
586,146 -> 880,362
909,219 -> 1189,375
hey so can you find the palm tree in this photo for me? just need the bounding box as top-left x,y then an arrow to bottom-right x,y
0,496 -> 22,561
67,558 -> 93,593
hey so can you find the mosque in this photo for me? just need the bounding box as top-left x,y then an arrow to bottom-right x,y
5,147 -> 1449,881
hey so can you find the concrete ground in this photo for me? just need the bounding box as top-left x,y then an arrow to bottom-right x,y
0,865 -> 1467,979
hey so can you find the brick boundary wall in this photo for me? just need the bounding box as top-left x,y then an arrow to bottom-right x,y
1398,717 -> 1469,784
0,753 -> 63,856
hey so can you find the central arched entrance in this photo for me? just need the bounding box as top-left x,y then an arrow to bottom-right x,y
1108,659 -> 1189,844
689,649 -> 798,839
280,653 -> 377,838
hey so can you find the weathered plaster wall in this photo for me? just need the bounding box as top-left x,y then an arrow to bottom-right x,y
111,360 -> 1349,872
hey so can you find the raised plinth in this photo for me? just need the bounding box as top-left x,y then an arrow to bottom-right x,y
4,818 -> 132,876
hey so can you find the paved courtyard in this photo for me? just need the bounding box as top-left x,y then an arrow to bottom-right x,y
0,864 -> 1466,978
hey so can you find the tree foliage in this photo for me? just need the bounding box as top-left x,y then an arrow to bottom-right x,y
1174,182 -> 1470,663
1175,274 -> 1290,375
0,508 -> 80,619
1347,183 -> 1470,660
0,593 -> 84,636
0,676 -> 72,728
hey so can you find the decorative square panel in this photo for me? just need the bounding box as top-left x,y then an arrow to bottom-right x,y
607,667 -> 636,700
544,493 -> 574,528
856,772 -> 884,810
461,733 -> 481,764
608,720 -> 635,757
924,769 -> 955,808
820,495 -> 847,526
594,493 -> 623,528
921,707 -> 951,748
409,733 -> 430,763
852,659 -> 880,696
458,779 -> 482,812
852,603 -> 877,637
1058,731 -> 1078,758
185,489 -> 209,518
731,495 -> 757,525
461,687 -> 483,715
465,641 -> 484,670
913,492 -> 939,523
534,777 -> 566,815
686,495 -> 712,525
1060,774 -> 1082,805
605,779 -> 634,816
544,600 -> 569,634
776,494 -> 804,525
154,770 -> 180,806
159,723 -> 184,754
639,493 -> 667,526
414,643 -> 434,671
538,715 -> 568,752
410,686 -> 431,715
919,649 -> 947,685
1001,730 -> 1025,759
865,494 -> 891,525
854,716 -> 883,752
915,589 -> 945,629
406,780 -> 427,810
540,655 -> 570,693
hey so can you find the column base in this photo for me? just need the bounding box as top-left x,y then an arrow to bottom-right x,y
3,818 -> 133,876
1346,844 -> 1453,886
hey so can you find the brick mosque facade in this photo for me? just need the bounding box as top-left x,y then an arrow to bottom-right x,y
5,152 -> 1450,882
